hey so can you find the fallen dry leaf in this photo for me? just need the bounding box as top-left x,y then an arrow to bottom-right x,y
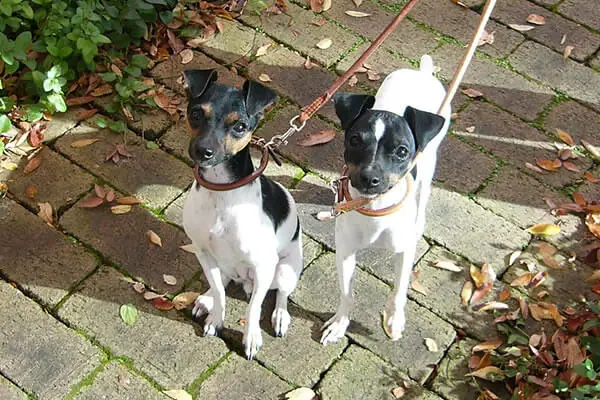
525,162 -> 544,174
179,49 -> 194,64
110,204 -> 132,214
37,202 -> 53,225
345,10 -> 371,17
584,171 -> 600,183
172,292 -> 200,310
472,339 -> 503,353
255,43 -> 272,57
110,64 -> 123,78
313,17 -> 327,26
75,109 -> 98,121
163,274 -> 177,286
451,0 -> 468,7
284,387 -> 316,400
510,272 -> 532,287
366,70 -> 380,81
519,296 -> 529,319
78,195 -> 104,208
582,140 -> 600,161
526,14 -> 546,25
391,386 -> 405,398
70,138 -> 100,148
556,128 -> 574,146
147,230 -> 163,247
91,84 -> 113,97
526,223 -> 560,236
481,264 -> 496,285
563,45 -> 574,59
538,241 -> 557,257
508,250 -> 521,266
573,192 -> 586,207
179,244 -> 197,253
529,271 -> 547,288
498,288 -> 511,302
465,126 -> 476,133
477,30 -> 495,46
461,281 -> 474,305
462,88 -> 484,98
348,75 -> 359,87
153,92 -> 171,110
508,24 -> 535,32
433,260 -> 462,272
586,213 -> 600,239
316,38 -> 332,49
425,337 -> 438,352
258,73 -> 272,82
105,189 -> 115,202
116,196 -> 141,205
25,185 -> 37,199
536,159 -> 560,172
558,148 -> 574,160
470,265 -> 485,288
143,291 -> 164,301
315,210 -> 334,221
562,161 -> 579,172
163,389 -> 192,400
297,129 -> 336,147
66,96 -> 95,106
466,366 -> 505,380
411,280 -> 428,296
322,0 -> 331,11
152,297 -> 175,311
132,282 -> 145,294
352,0 -> 363,6
23,155 -> 41,174
470,285 -> 492,305
473,301 -> 509,312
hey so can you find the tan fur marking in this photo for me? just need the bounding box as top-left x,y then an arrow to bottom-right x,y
200,103 -> 213,119
224,133 -> 251,155
186,118 -> 202,137
225,112 -> 240,126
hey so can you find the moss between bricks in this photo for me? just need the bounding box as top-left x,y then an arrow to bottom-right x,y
186,352 -> 233,396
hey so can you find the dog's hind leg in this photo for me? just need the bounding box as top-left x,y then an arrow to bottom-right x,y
272,236 -> 303,337
383,240 -> 417,341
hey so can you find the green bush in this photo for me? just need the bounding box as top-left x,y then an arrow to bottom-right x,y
0,0 -> 177,136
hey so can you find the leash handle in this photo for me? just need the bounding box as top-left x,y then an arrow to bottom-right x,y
437,0 -> 497,115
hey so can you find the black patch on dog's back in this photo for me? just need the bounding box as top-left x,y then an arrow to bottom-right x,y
291,216 -> 300,241
259,175 -> 290,231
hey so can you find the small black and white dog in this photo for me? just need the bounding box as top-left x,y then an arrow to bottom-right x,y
321,55 -> 451,344
181,69 -> 303,359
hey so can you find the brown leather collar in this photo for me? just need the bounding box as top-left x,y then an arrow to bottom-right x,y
334,166 -> 414,217
193,142 -> 269,191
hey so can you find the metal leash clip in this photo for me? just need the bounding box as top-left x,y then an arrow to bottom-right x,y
265,115 -> 307,149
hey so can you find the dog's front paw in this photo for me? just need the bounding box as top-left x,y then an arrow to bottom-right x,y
382,304 -> 405,341
203,312 -> 223,337
243,324 -> 263,360
320,313 -> 350,345
192,294 -> 214,319
271,307 -> 291,337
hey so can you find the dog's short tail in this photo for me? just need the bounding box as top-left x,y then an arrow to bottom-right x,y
419,55 -> 434,75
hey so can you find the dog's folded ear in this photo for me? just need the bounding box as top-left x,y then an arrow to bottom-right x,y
183,69 -> 218,99
404,106 -> 446,152
243,80 -> 277,117
332,93 -> 375,130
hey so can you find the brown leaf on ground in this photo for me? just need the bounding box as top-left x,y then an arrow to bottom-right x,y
410,280 -> 428,296
470,285 -> 492,305
582,140 -> 600,161
562,161 -> 579,172
573,192 -> 586,207
451,0 -> 468,7
584,171 -> 600,183
37,202 -> 53,225
565,336 -> 586,367
105,189 -> 115,202
510,272 -> 532,287
70,138 -> 100,148
345,10 -> 371,17
527,223 -> 561,236
477,30 -> 495,46
66,96 -> 95,106
472,339 -> 503,353
25,185 -> 37,199
366,70 -> 381,81
147,230 -> 163,247
310,0 -> 324,12
179,49 -> 194,64
312,17 -> 327,26
466,366 -> 504,380
255,43 -> 271,57
473,301 -> 509,312
316,38 -> 332,49
94,184 -> 105,199
152,297 -> 174,311
519,296 -> 529,319
529,271 -> 548,289
563,45 -> 574,59
167,29 -> 185,53
508,250 -> 522,266
117,196 -> 141,205
433,260 -> 462,272
424,337 -> 438,352
462,88 -> 484,98
297,129 -> 336,146
526,14 -> 546,25
258,73 -> 272,82
536,159 -> 560,172
558,148 -> 574,160
132,282 -> 145,294
23,155 -> 41,174
525,162 -> 544,174
509,24 -> 535,32
172,292 -> 200,310
143,291 -> 164,301
461,280 -> 474,305
91,84 -> 113,97
556,128 -> 574,146
391,386 -> 405,398
75,109 -> 99,121
110,64 -> 123,78
470,265 -> 485,288
586,213 -> 600,239
78,195 -> 104,208
163,274 -> 177,286
153,92 -> 171,110
110,205 -> 132,214
498,288 -> 510,301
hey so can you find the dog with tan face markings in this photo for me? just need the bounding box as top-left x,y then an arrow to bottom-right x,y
181,69 -> 303,360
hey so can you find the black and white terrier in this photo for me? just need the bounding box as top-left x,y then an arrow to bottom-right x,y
181,69 -> 303,359
321,55 -> 451,344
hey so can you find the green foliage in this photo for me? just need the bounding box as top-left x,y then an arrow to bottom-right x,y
0,0 -> 176,125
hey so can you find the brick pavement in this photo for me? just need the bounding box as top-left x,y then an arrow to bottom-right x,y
1,0 -> 599,398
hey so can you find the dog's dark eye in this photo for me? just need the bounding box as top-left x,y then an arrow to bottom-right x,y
395,146 -> 409,159
349,135 -> 362,147
190,110 -> 202,120
232,122 -> 247,134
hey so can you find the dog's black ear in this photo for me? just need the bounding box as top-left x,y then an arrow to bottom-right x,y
243,80 -> 277,116
404,106 -> 446,152
183,69 -> 218,99
332,93 -> 375,130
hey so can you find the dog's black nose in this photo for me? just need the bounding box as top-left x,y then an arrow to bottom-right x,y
198,147 -> 214,160
359,169 -> 382,189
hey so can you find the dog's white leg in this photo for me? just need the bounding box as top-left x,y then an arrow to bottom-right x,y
272,237 -> 303,337
194,252 -> 227,337
383,241 -> 417,340
244,259 -> 277,360
192,275 -> 231,319
321,243 -> 356,345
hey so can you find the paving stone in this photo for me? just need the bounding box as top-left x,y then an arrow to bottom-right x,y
247,45 -> 342,121
336,45 -> 413,90
151,50 -> 244,95
432,44 -> 555,121
0,376 -> 28,400
61,196 -> 199,293
558,0 -> 600,31
43,108 -> 81,142
0,280 -> 102,400
425,185 -> 530,274
544,100 -> 600,146
317,345 -> 443,400
58,267 -> 229,388
0,198 -> 98,307
531,0 -> 561,5
411,246 -> 507,340
199,18 -> 273,64
434,135 -> 497,194
197,353 -> 292,399
322,1 -> 440,60
591,54 -> 600,70
240,3 -> 360,67
502,241 -> 599,308
410,0 -> 525,58
510,41 -> 600,108
431,338 -> 506,400
73,362 -> 169,400
493,0 -> 600,61
54,122 -> 191,209
453,101 -> 590,188
0,146 -> 94,211
292,253 -> 456,383
127,108 -> 173,140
